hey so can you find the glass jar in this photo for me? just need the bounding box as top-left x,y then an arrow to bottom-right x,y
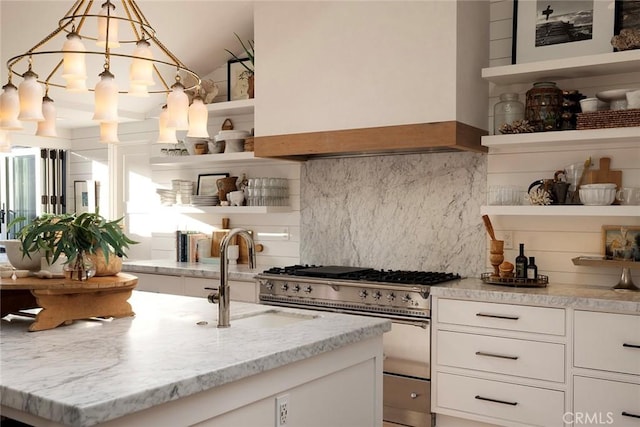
493,93 -> 524,134
525,82 -> 563,132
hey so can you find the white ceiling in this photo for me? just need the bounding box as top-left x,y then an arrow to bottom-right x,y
0,0 -> 254,131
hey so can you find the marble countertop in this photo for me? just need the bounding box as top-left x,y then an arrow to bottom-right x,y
0,291 -> 390,427
433,277 -> 640,314
122,259 -> 259,282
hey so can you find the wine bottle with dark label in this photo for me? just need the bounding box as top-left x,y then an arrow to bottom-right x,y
527,256 -> 538,280
515,243 -> 528,279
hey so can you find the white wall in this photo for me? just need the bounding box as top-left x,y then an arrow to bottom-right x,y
486,0 -> 640,287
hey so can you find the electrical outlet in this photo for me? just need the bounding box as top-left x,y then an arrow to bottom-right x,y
276,394 -> 289,427
502,231 -> 514,250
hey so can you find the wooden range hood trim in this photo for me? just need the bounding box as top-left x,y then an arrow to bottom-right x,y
253,121 -> 488,160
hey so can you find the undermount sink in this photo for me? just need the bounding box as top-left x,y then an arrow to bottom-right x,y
233,310 -> 319,328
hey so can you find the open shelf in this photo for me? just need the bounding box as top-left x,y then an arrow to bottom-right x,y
168,205 -> 291,214
150,151 -> 262,166
481,51 -> 640,85
206,98 -> 254,116
481,205 -> 640,217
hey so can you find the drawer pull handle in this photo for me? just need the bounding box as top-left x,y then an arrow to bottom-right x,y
623,343 -> 640,349
410,392 -> 419,399
622,411 -> 640,419
476,313 -> 520,320
475,351 -> 519,360
475,395 -> 518,406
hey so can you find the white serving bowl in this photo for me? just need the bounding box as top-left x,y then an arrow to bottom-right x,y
579,183 -> 617,206
183,137 -> 210,155
0,240 -> 44,271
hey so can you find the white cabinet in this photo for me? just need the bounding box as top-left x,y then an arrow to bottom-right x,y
573,310 -> 640,426
432,297 -> 567,427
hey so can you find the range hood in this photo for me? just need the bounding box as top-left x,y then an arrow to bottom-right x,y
253,121 -> 488,161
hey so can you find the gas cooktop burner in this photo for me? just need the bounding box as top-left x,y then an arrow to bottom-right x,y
261,265 -> 460,286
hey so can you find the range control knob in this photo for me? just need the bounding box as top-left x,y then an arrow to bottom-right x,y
358,290 -> 368,299
265,281 -> 274,290
387,292 -> 396,302
303,286 -> 313,293
280,283 -> 289,292
292,284 -> 301,293
402,294 -> 412,303
372,291 -> 382,301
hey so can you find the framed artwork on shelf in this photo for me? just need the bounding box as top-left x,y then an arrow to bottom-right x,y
227,58 -> 252,101
512,0 -> 616,64
197,173 -> 229,196
74,180 -> 99,214
602,225 -> 640,261
615,0 -> 640,33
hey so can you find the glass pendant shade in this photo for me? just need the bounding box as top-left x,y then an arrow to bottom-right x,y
35,96 -> 57,137
166,82 -> 189,130
0,83 -> 24,130
187,96 -> 209,137
157,106 -> 177,143
18,70 -> 45,121
129,39 -> 155,86
99,122 -> 119,143
62,32 -> 87,83
93,70 -> 119,122
97,3 -> 120,48
128,82 -> 149,97
66,78 -> 88,92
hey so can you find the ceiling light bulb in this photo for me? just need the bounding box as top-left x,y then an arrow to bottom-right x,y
130,39 -> 155,87
166,81 -> 189,130
0,83 -> 24,130
93,70 -> 118,122
62,31 -> 87,83
99,121 -> 119,143
97,1 -> 120,48
36,95 -> 57,137
187,96 -> 209,138
17,70 -> 45,121
157,106 -> 177,144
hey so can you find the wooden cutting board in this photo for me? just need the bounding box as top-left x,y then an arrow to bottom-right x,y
210,218 -> 259,263
583,157 -> 622,204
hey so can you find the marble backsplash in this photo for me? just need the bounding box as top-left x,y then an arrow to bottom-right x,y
301,152 -> 488,277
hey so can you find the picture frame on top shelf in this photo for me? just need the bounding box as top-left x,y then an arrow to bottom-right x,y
197,173 -> 229,196
74,180 -> 99,214
512,0 -> 616,64
602,225 -> 640,261
227,58 -> 252,101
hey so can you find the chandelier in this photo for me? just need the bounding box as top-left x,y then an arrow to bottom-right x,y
0,0 -> 206,144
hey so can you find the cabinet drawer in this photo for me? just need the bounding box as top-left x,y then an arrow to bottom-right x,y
435,372 -> 564,427
437,299 -> 565,335
574,376 -> 640,427
436,330 -> 565,382
383,373 -> 430,414
574,311 -> 640,375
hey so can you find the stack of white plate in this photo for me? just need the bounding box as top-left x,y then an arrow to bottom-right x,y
156,189 -> 177,206
172,180 -> 194,205
191,195 -> 219,206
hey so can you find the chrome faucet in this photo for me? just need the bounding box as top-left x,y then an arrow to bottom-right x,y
207,228 -> 256,328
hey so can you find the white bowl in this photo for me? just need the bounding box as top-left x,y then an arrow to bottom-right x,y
579,98 -> 598,113
581,183 -> 617,189
0,240 -> 44,271
579,186 -> 616,206
13,270 -> 30,278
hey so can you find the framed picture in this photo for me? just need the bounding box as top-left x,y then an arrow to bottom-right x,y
227,58 -> 252,101
197,173 -> 229,196
601,225 -> 640,261
512,0 -> 616,64
74,180 -> 98,214
615,0 -> 640,33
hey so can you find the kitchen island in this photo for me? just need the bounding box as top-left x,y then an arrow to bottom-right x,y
0,291 -> 390,427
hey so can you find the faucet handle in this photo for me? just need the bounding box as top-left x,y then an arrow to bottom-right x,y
205,287 -> 220,304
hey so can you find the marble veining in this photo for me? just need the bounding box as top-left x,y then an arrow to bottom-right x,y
0,291 -> 390,426
301,152 -> 487,277
433,278 -> 640,313
122,260 -> 258,282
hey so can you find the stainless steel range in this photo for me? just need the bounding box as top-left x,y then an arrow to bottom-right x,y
256,265 -> 461,427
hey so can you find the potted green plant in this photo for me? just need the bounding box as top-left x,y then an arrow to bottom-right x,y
225,33 -> 254,98
10,211 -> 137,280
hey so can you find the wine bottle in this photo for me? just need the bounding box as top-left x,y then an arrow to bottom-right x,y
527,256 -> 538,280
515,243 -> 528,279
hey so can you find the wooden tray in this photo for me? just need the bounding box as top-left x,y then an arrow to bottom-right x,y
481,273 -> 548,288
0,273 -> 137,331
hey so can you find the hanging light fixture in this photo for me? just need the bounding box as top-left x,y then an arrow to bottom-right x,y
0,130 -> 11,152
99,122 -> 120,143
36,92 -> 58,138
187,95 -> 209,138
1,0 -> 200,143
156,104 -> 177,144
